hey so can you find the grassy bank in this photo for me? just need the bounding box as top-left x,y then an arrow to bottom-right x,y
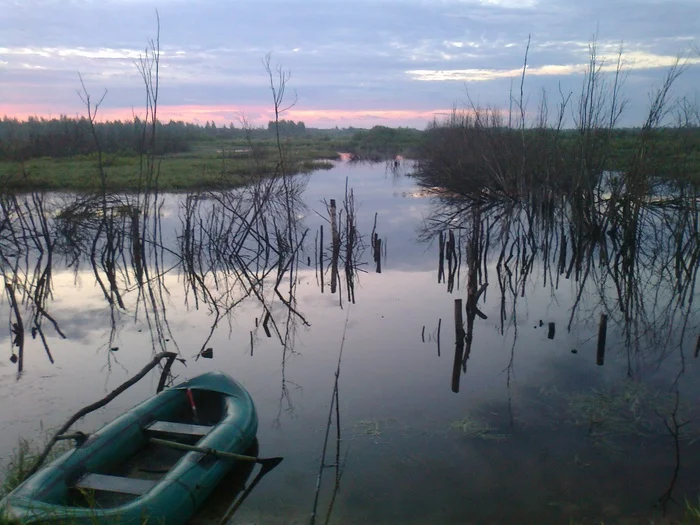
0,138 -> 337,192
0,126 -> 426,192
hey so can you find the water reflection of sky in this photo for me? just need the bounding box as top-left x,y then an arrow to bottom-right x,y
2,161 -> 700,524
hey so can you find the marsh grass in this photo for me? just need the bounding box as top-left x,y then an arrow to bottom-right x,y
1,437 -> 72,498
1,438 -> 36,498
685,499 -> 700,523
0,138 -> 337,192
0,154 -> 332,192
561,382 -> 700,453
569,499 -> 700,524
416,40 -> 699,207
568,383 -> 665,438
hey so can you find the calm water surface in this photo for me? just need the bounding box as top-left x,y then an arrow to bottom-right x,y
1,160 -> 700,524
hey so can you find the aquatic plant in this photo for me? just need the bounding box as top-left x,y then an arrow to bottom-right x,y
567,499 -> 700,524
355,419 -> 382,436
1,439 -> 34,498
564,381 -> 700,455
449,415 -> 510,441
1,437 -> 70,498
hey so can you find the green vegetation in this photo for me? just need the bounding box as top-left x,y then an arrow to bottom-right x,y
568,500 -> 700,524
0,139 -> 334,192
1,437 -> 70,498
345,125 -> 423,160
418,117 -> 700,198
7,122 -> 700,193
566,383 -> 678,446
0,116 -> 197,160
356,419 -> 382,436
0,117 -> 425,192
2,439 -> 37,498
415,45 -> 700,199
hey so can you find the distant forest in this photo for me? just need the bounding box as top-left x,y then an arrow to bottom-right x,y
0,115 -> 393,161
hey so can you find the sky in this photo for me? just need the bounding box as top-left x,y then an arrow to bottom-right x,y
1,0 -> 699,129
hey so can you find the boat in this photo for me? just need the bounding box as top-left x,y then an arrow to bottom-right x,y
1,371 -> 258,524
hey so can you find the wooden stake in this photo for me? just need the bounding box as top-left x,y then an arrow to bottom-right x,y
452,300 -> 465,393
597,314 -> 608,366
329,199 -> 339,294
454,299 -> 465,340
319,225 -> 324,293
438,231 -> 445,283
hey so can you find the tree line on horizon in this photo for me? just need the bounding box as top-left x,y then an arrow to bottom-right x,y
0,115 -> 355,160
0,114 -> 425,161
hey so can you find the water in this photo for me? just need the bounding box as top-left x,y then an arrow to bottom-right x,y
1,160 -> 700,524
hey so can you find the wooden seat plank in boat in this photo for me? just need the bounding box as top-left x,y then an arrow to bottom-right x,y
1,371 -> 259,525
145,420 -> 213,437
75,473 -> 157,496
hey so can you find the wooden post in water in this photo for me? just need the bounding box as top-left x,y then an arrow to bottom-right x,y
319,225 -> 324,293
547,322 -> 555,340
695,335 -> 700,358
446,230 -> 455,292
452,299 -> 466,393
329,199 -> 340,294
454,299 -> 465,339
130,210 -> 144,285
597,314 -> 608,366
6,282 -> 24,374
437,318 -> 442,357
375,237 -> 382,273
438,231 -> 445,283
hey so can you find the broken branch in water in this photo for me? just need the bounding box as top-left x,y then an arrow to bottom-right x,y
25,351 -> 179,479
5,282 -> 25,374
310,314 -> 349,525
657,390 -> 690,514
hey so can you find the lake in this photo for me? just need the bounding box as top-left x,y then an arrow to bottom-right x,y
1,159 -> 700,524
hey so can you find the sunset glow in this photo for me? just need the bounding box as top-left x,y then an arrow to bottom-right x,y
1,0 -> 698,128
0,104 -> 452,129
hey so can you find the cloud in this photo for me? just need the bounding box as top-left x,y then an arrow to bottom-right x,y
408,51 -> 700,82
0,0 -> 698,127
0,46 -> 144,60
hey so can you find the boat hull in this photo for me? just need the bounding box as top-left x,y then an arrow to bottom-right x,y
1,371 -> 258,524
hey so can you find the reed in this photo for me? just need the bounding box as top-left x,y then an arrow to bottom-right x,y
415,40 -> 698,210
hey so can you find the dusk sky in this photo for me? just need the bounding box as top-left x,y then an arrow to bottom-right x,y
1,0 -> 699,129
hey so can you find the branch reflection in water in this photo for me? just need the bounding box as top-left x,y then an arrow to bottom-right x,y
420,178 -> 700,510
0,171 -> 314,379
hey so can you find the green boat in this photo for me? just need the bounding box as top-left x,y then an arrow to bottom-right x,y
1,371 -> 258,524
